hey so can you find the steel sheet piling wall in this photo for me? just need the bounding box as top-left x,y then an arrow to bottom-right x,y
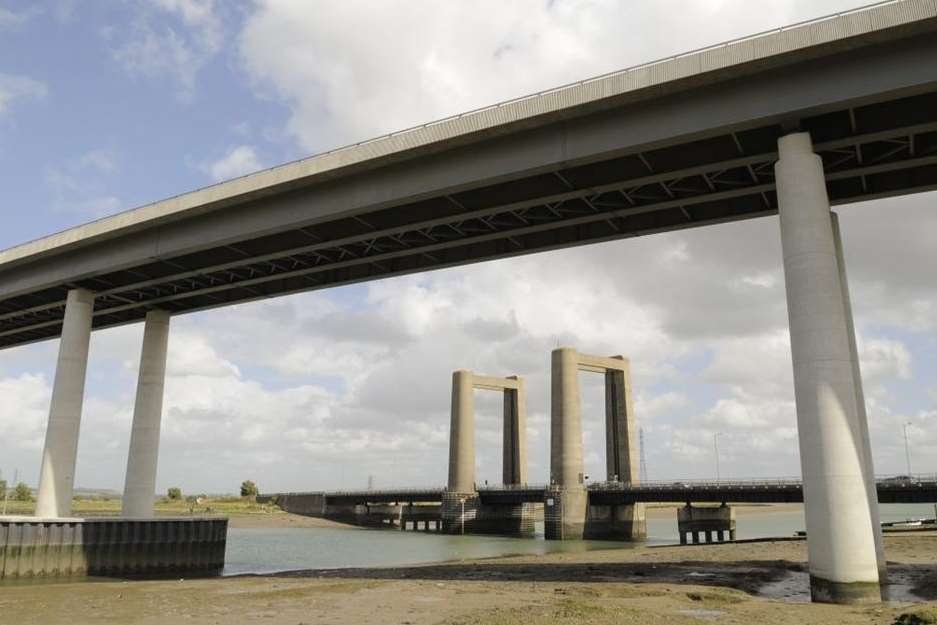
0,517 -> 227,579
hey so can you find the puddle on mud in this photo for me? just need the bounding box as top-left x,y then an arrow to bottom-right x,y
758,566 -> 931,603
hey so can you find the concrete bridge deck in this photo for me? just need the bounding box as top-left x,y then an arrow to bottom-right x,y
265,475 -> 937,507
2,0 -> 936,349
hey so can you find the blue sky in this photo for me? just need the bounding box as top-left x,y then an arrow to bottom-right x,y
1,0 -> 934,494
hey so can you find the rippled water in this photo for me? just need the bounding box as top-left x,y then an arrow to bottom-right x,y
223,525 -> 637,575
223,504 -> 935,575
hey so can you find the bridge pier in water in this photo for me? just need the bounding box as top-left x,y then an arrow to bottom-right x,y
441,369 -> 535,536
776,132 -> 883,604
677,505 -> 736,545
545,348 -> 646,541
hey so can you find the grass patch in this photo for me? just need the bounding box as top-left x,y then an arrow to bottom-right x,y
2,496 -> 282,517
553,599 -> 608,619
685,589 -> 747,604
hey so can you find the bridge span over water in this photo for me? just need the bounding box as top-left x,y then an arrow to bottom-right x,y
3,0 -> 937,603
271,476 -> 937,506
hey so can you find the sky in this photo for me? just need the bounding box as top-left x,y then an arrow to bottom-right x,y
0,0 -> 934,496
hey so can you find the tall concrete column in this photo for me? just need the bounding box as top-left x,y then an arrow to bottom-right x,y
545,348 -> 588,540
550,348 -> 583,487
831,213 -> 887,581
35,288 -> 95,518
605,359 -> 638,484
122,310 -> 171,518
502,376 -> 527,485
776,132 -> 880,603
599,359 -> 646,541
447,369 -> 475,493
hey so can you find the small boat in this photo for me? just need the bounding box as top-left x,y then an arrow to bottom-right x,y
892,519 -> 924,528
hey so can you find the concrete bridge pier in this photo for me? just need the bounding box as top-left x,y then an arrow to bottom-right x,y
443,370 -> 480,533
677,505 -> 736,545
442,369 -> 533,536
833,213 -> 888,585
590,362 -> 646,541
545,348 -> 587,539
776,132 -> 883,604
502,376 -> 527,486
545,348 -> 645,541
35,288 -> 95,518
122,310 -> 171,517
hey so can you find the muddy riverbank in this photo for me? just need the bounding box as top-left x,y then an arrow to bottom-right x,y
1,532 -> 934,625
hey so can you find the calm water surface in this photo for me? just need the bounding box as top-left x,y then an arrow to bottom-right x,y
223,503 -> 935,575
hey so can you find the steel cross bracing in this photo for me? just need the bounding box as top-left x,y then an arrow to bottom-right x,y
1,110 -> 937,348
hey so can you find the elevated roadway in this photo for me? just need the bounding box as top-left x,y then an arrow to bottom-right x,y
270,476 -> 937,506
2,0 -> 937,349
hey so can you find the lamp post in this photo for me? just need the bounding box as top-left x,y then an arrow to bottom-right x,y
903,422 -> 913,476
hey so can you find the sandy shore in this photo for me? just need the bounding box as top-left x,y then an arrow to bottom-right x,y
1,530 -> 935,625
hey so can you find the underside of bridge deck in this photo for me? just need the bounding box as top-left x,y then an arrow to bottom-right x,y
2,21 -> 936,349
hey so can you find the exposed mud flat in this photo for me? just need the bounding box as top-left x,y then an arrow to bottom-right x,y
0,533 -> 934,625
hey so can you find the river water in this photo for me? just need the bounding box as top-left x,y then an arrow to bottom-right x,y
222,503 -> 935,575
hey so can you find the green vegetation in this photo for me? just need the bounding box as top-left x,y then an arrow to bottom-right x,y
0,494 -> 282,517
167,486 -> 182,500
0,478 -> 6,500
685,589 -> 746,604
13,482 -> 32,501
240,480 -> 258,498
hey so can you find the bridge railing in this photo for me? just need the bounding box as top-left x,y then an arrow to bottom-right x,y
121,0 -> 905,233
587,478 -> 804,490
264,473 -> 937,500
319,487 -> 445,498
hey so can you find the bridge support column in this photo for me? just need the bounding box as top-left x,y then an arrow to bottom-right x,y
503,376 -> 527,486
447,370 -> 475,494
444,370 -> 478,533
444,369 -> 532,536
35,289 -> 95,518
122,310 -> 171,518
832,214 -> 888,583
597,363 -> 646,540
546,348 -> 587,539
776,132 -> 881,604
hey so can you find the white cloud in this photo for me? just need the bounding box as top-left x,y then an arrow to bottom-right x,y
152,0 -> 222,49
859,337 -> 912,387
110,0 -> 223,99
0,7 -> 27,28
206,145 -> 263,181
0,374 -> 51,452
238,0 -> 802,151
6,0 -> 937,492
0,73 -> 47,115
635,392 -> 691,423
45,149 -> 122,219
